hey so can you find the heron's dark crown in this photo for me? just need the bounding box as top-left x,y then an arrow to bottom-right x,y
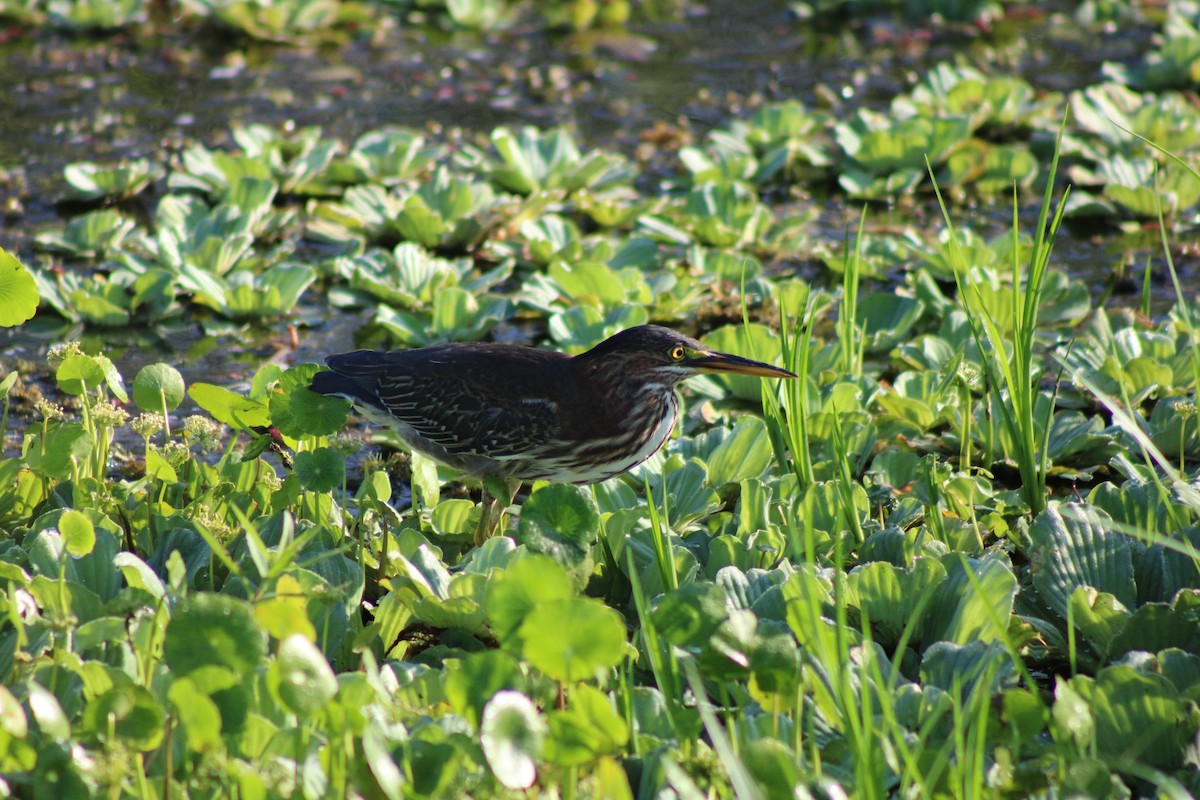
574,325 -> 704,369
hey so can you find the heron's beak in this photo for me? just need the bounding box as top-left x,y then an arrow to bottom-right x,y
691,350 -> 797,379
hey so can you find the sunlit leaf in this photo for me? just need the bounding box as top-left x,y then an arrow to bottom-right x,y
481,691 -> 546,789
133,363 -> 185,412
58,509 -> 95,558
0,247 -> 38,327
518,597 -> 626,682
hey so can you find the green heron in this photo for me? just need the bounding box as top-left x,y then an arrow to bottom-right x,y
309,325 -> 795,544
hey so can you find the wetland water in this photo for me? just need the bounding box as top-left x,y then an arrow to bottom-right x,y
0,0 -> 1183,388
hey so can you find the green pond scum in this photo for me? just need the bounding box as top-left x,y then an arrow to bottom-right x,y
1,1 -> 1200,798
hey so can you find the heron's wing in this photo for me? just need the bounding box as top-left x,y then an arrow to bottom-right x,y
326,345 -> 570,458
376,374 -> 561,458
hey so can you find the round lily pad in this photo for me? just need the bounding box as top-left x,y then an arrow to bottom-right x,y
516,484 -> 599,576
83,684 -> 165,752
56,354 -> 106,397
58,509 -> 95,557
518,597 -> 627,682
293,447 -> 345,492
164,593 -> 264,677
271,363 -> 350,439
273,634 -> 338,718
133,363 -> 185,411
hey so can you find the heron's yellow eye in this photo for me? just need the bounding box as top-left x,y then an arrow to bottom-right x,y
669,345 -> 686,361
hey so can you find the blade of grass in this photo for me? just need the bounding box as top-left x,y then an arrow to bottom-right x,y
625,548 -> 687,748
924,111 -> 1072,516
838,208 -> 868,380
680,656 -> 763,800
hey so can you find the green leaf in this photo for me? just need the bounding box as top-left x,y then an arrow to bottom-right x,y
1109,590 -> 1200,658
273,634 -> 338,718
72,526 -> 121,603
28,574 -> 102,623
1069,587 -> 1130,656
430,498 -> 474,535
83,685 -> 165,752
1136,527 -> 1200,603
293,447 -> 345,492
923,553 -> 1017,646
1030,503 -> 1135,623
56,354 -> 106,396
856,292 -> 925,352
188,383 -> 271,430
132,363 -> 185,412
40,423 -> 94,479
702,324 -> 787,401
742,738 -> 803,797
362,725 -> 405,800
113,552 -> 165,599
58,509 -> 95,557
920,640 -> 1014,697
164,593 -> 265,678
26,528 -> 67,578
545,259 -> 625,308
71,286 -> 132,327
516,484 -> 599,576
444,650 -> 524,728
846,557 -> 946,645
26,683 -> 70,741
653,460 -> 721,528
63,159 -> 159,201
37,208 -> 135,257
272,363 -> 350,439
518,596 -> 626,682
543,684 -> 628,766
145,449 -> 178,483
547,305 -> 648,352
630,685 -> 701,742
747,634 -> 802,704
398,544 -> 451,600
233,264 -> 315,319
704,417 -> 772,487
255,574 -> 317,642
0,684 -> 29,753
651,582 -> 728,650
485,554 -> 575,643
1002,687 -> 1047,741
0,247 -> 39,327
168,678 -> 222,753
412,575 -> 486,631
409,450 -> 440,509
1063,665 -> 1190,768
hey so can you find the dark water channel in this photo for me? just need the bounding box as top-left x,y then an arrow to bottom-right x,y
0,0 -> 1174,393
